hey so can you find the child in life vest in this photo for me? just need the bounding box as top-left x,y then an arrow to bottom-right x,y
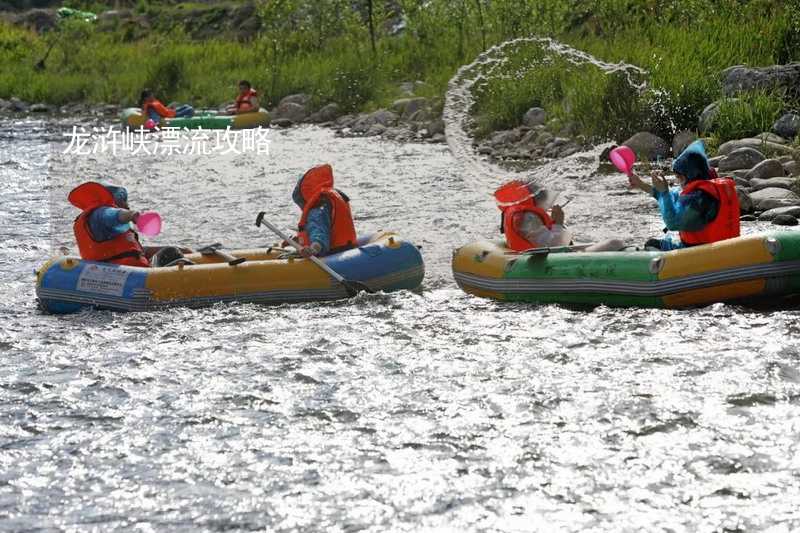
289,164 -> 357,258
627,140 -> 740,250
495,180 -> 623,252
225,80 -> 260,115
139,89 -> 194,125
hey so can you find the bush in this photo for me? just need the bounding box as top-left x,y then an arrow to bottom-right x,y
710,91 -> 784,142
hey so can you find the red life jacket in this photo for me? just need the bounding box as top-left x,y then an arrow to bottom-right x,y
235,89 -> 258,112
296,164 -> 357,254
141,99 -> 175,119
68,182 -> 149,267
495,180 -> 554,251
678,177 -> 740,246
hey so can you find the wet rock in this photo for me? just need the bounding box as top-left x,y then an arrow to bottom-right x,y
708,155 -> 724,168
745,159 -> 785,180
271,102 -> 308,123
29,103 -> 51,113
732,176 -> 751,188
749,177 -> 796,191
773,113 -> 800,140
758,206 -> 800,221
488,129 -> 523,147
721,63 -> 800,99
365,123 -> 386,137
522,107 -> 546,128
8,97 -> 29,113
426,118 -> 445,136
622,132 -> 670,161
737,188 -> 754,214
698,99 -> 736,132
307,103 -> 341,124
366,109 -> 398,127
430,133 -> 446,144
407,107 -> 434,124
477,145 -> 494,155
391,97 -> 428,119
749,187 -> 800,211
672,130 -> 697,156
773,214 -> 799,226
271,118 -> 293,128
730,169 -> 751,180
785,161 -> 798,177
718,147 -> 766,172
740,214 -> 758,222
333,114 -> 357,129
717,138 -> 797,158
101,104 -> 118,115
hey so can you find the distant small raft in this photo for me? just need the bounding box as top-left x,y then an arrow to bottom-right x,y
121,108 -> 270,130
36,232 -> 424,314
452,232 -> 800,309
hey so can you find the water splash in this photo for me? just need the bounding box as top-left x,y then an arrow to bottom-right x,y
443,37 -> 648,200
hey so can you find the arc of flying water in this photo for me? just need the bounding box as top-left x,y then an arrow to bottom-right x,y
443,36 -> 648,205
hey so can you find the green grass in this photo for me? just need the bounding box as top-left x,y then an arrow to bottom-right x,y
1,0 -> 799,144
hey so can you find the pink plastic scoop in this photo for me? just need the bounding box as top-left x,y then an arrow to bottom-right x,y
609,146 -> 636,176
135,211 -> 162,237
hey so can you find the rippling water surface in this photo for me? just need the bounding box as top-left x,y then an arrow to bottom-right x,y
2,119 -> 800,532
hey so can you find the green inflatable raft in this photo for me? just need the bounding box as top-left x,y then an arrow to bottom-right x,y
121,108 -> 270,130
452,231 -> 800,308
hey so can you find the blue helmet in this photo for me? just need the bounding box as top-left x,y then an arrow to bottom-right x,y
672,140 -> 710,182
104,184 -> 129,207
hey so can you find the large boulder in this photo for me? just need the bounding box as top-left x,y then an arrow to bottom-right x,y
757,206 -> 800,221
488,128 -> 524,147
718,147 -> 766,172
522,107 -> 546,128
749,177 -> 796,191
717,138 -> 799,157
278,93 -> 312,107
737,188 -> 754,214
773,214 -> 799,226
271,101 -> 309,123
391,97 -> 428,119
622,132 -> 670,161
672,130 -> 697,156
754,132 -> 788,145
721,63 -> 800,99
744,159 -> 785,181
352,109 -> 398,133
749,187 -> 800,211
306,103 -> 341,123
29,103 -> 51,113
8,97 -> 29,113
785,161 -> 799,177
773,113 -> 800,140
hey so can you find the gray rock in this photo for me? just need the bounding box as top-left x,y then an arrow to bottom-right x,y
426,119 -> 445,136
719,147 -> 766,172
758,206 -> 800,221
754,132 -> 788,145
785,161 -> 799,176
672,130 -> 697,156
740,214 -> 758,222
407,107 -> 434,123
8,97 -> 29,113
749,187 -> 800,211
749,177 -> 796,191
334,114 -> 357,128
271,101 -> 309,123
271,118 -> 293,128
730,169 -> 751,180
698,99 -> 736,132
29,103 -> 51,113
737,188 -> 754,214
622,132 -> 670,161
773,214 -> 799,226
366,109 -> 398,127
391,97 -> 428,119
773,113 -> 800,140
307,103 -> 341,123
430,133 -> 446,144
721,63 -> 800,98
522,107 -> 546,128
744,159 -> 785,180
488,129 -> 523,147
365,123 -> 387,137
278,93 -> 312,107
733,176 -> 751,188
708,155 -> 724,168
718,138 -> 798,157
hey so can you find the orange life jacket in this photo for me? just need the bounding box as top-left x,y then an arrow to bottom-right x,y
68,182 -> 149,267
495,180 -> 554,251
296,164 -> 357,254
678,177 -> 740,246
141,99 -> 175,119
235,89 -> 258,112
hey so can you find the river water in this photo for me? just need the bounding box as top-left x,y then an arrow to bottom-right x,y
2,117 -> 800,532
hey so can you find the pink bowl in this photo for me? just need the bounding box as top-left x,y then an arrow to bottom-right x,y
609,146 -> 636,175
135,211 -> 162,237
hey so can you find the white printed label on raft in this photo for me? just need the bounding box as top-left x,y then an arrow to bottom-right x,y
76,264 -> 131,297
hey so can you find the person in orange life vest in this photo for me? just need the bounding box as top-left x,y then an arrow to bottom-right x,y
627,140 -> 740,251
495,180 -> 623,252
139,89 -> 194,125
225,80 -> 260,115
69,182 -> 191,267
290,164 -> 357,258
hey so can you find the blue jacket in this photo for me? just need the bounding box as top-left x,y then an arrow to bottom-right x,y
87,207 -> 131,242
292,177 -> 332,255
651,187 -> 719,250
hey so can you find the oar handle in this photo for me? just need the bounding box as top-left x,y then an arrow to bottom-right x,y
255,214 -> 346,283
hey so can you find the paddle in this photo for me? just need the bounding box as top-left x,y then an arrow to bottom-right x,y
254,211 -> 372,297
197,243 -> 246,266
509,244 -> 590,257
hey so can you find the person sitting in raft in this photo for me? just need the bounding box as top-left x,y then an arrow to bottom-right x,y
495,179 -> 623,252
69,181 -> 191,267
627,140 -> 740,251
139,89 -> 194,125
289,164 -> 357,258
225,80 -> 260,115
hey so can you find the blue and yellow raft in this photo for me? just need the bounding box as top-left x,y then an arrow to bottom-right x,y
36,232 -> 423,314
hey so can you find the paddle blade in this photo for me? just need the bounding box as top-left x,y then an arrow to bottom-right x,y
135,211 -> 162,237
609,146 -> 636,176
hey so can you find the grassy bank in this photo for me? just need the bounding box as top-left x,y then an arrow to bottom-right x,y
1,0 -> 799,143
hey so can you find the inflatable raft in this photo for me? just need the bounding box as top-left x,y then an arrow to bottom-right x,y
452,232 -> 800,308
121,108 -> 270,130
36,232 -> 423,314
